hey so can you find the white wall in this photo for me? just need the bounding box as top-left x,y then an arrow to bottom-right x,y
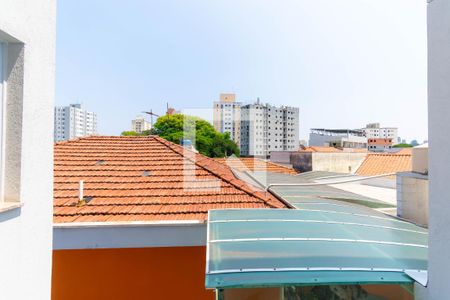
397,172 -> 428,227
427,0 -> 450,298
309,132 -> 367,148
54,223 -> 206,250
412,145 -> 429,174
312,152 -> 367,173
0,0 -> 56,299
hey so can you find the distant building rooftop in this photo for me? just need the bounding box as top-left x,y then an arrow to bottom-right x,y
310,128 -> 365,136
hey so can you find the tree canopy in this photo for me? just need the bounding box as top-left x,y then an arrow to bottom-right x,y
123,114 -> 239,158
393,143 -> 413,148
121,129 -> 156,136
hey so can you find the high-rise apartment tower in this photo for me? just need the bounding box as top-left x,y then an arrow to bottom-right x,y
240,100 -> 299,157
54,104 -> 98,142
213,93 -> 242,148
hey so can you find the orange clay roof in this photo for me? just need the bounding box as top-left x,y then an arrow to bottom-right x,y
300,146 -> 342,153
53,136 -> 286,223
356,153 -> 412,177
213,157 -> 297,175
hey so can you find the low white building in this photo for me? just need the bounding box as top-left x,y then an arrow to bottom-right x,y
0,0 -> 56,298
54,103 -> 98,141
309,128 -> 367,149
131,115 -> 151,133
291,149 -> 367,174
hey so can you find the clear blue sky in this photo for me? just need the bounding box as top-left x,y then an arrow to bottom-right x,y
56,0 -> 428,142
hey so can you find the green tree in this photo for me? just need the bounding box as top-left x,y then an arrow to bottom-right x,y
153,114 -> 239,158
393,143 -> 413,148
121,131 -> 143,136
121,128 -> 157,136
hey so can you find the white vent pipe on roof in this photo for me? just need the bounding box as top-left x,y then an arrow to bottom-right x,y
79,180 -> 84,201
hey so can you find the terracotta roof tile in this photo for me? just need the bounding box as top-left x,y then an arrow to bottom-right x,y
54,136 -> 286,223
356,153 -> 412,177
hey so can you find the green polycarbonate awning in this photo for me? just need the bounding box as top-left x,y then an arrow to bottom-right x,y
205,209 -> 428,289
244,171 -> 397,213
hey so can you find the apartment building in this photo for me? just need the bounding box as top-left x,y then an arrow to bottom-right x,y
0,0 -> 56,298
241,100 -> 299,157
213,93 -> 241,147
363,123 -> 398,144
54,103 -> 98,141
131,115 -> 151,133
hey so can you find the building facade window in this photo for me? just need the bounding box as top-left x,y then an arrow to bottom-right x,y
0,35 -> 25,209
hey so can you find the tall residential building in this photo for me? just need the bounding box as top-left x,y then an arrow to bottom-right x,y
213,93 -> 241,148
54,104 -> 98,142
240,100 -> 299,157
131,115 -> 151,133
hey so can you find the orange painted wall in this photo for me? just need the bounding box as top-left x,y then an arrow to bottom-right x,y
52,246 -> 215,300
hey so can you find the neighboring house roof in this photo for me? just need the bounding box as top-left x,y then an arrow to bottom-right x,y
213,157 -> 297,175
356,153 -> 412,176
53,136 -> 286,223
300,146 -> 342,153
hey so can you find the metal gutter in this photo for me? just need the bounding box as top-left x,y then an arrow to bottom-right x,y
208,267 -> 427,276
53,221 -> 207,250
53,220 -> 203,228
